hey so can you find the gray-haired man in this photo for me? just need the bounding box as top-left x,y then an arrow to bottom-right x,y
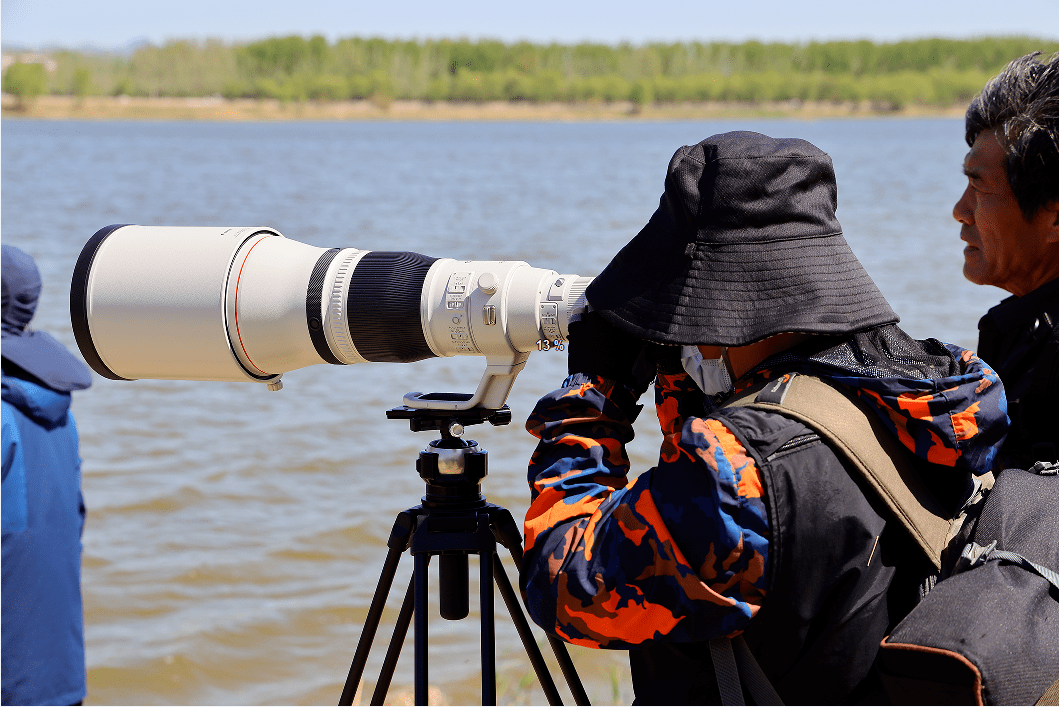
953,51 -> 1059,468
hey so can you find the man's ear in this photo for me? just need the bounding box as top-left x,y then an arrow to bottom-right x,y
1046,201 -> 1059,242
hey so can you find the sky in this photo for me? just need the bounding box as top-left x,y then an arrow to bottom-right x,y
3,0 -> 1059,51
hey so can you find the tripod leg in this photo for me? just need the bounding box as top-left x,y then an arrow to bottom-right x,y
370,575 -> 415,706
340,544 -> 404,706
480,547 -> 496,705
505,544 -> 591,706
544,636 -> 590,706
414,552 -> 429,706
492,552 -> 564,706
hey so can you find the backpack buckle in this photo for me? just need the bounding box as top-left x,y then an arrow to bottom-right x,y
954,540 -> 998,574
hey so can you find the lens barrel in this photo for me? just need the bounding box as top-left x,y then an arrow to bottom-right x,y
70,225 -> 591,397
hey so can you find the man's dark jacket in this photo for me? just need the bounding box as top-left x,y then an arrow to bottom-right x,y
977,277 -> 1059,467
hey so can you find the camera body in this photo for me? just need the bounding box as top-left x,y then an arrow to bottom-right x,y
72,225 -> 591,409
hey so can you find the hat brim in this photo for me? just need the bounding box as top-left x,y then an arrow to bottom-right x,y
2,331 -> 92,392
589,232 -> 899,347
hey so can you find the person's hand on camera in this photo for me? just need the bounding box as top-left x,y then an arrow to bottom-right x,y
567,311 -> 657,398
646,339 -> 683,375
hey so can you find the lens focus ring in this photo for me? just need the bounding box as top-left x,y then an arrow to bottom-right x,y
324,250 -> 369,364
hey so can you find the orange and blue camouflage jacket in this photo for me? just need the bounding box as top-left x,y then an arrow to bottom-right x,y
522,337 -> 1007,650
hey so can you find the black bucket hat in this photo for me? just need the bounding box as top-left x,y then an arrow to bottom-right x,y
587,131 -> 898,346
2,245 -> 92,392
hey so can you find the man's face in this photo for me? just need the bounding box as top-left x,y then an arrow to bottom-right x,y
953,130 -> 1059,296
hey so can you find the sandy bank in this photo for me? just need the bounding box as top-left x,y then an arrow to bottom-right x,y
1,94 -> 969,122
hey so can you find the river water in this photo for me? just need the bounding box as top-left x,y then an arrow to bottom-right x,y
1,117 -> 1005,705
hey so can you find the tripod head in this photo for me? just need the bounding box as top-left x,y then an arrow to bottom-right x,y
387,397 -> 512,508
384,396 -> 516,623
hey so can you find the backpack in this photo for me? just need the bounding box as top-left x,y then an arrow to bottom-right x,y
877,462 -> 1059,705
711,373 -> 1059,705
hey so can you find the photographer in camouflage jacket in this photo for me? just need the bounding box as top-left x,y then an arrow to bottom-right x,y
521,132 -> 1009,703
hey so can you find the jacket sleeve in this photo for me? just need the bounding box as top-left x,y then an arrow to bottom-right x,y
2,402 -> 28,534
522,372 -> 770,649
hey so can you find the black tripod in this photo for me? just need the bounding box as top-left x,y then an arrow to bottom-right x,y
338,402 -> 590,706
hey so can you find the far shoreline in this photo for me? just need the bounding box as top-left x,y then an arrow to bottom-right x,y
1,94 -> 969,122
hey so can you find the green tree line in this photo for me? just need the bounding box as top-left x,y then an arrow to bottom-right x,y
6,36 -> 1058,108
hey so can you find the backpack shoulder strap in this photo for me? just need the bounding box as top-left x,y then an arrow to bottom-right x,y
724,373 -> 953,571
1037,674 -> 1059,706
709,635 -> 785,705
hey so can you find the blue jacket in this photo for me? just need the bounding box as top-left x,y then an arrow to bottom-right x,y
2,371 -> 87,706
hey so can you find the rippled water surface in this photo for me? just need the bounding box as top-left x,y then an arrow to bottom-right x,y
1,118 -> 1004,705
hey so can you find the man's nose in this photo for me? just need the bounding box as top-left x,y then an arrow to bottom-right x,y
953,185 -> 974,225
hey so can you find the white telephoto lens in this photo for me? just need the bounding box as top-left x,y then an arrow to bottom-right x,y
72,225 -> 591,409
